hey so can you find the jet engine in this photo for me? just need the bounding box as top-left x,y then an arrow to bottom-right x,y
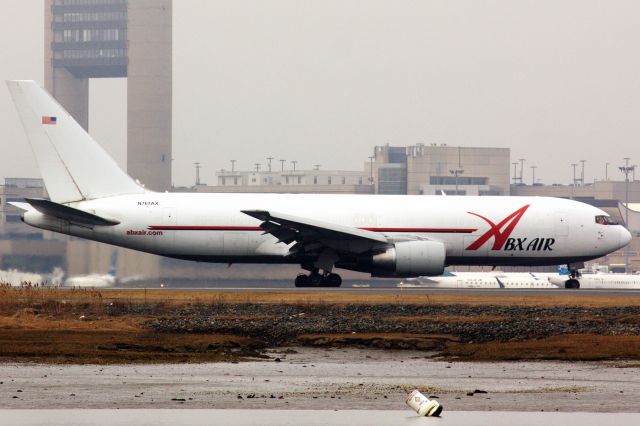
369,240 -> 446,277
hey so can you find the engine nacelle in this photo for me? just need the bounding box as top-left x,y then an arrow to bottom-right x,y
370,240 -> 446,277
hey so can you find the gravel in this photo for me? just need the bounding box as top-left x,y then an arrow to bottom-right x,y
144,303 -> 640,345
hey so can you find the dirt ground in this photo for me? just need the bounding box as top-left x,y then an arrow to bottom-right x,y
2,286 -> 640,363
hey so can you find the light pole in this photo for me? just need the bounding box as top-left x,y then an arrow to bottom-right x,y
605,162 -> 609,181
530,166 -> 536,186
519,158 -> 525,184
230,159 -> 236,173
512,162 -> 518,185
266,157 -> 273,172
280,159 -> 286,172
619,158 -> 636,273
580,160 -> 586,186
194,162 -> 202,186
314,164 -> 320,171
291,161 -> 297,172
254,163 -> 261,172
571,163 -> 578,199
368,155 -> 375,186
450,168 -> 464,195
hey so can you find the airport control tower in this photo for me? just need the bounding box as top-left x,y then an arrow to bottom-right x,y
44,0 -> 172,191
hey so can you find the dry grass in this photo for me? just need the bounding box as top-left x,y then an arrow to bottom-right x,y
0,285 -> 259,363
443,334 -> 640,361
296,333 -> 458,351
0,328 -> 253,364
0,313 -> 143,331
3,285 -> 640,308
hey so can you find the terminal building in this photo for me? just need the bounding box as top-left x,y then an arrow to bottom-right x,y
202,145 -> 512,197
372,144 -> 511,196
183,168 -> 372,194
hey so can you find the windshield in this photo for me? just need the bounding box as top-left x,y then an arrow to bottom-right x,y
595,215 -> 619,225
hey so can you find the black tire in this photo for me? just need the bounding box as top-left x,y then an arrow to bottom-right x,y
294,274 -> 309,287
565,279 -> 580,289
324,273 -> 342,287
308,274 -> 324,286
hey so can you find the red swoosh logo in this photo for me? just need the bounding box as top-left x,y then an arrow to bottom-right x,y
465,205 -> 530,250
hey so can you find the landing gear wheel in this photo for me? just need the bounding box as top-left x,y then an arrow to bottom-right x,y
308,273 -> 324,286
294,272 -> 342,287
565,279 -> 580,289
294,274 -> 309,287
324,273 -> 342,287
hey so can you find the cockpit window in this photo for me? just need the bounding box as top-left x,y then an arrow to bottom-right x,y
595,215 -> 619,225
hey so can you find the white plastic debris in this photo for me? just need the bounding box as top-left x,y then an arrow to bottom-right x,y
405,389 -> 443,417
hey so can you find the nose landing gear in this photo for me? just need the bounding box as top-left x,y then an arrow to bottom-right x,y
564,278 -> 581,289
294,272 -> 342,287
564,263 -> 582,289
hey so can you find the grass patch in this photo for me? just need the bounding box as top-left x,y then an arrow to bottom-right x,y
296,333 -> 458,350
442,334 -> 640,361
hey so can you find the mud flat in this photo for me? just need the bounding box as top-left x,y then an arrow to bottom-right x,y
1,348 -> 639,412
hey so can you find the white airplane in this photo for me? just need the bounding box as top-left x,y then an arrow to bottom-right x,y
64,273 -> 116,288
63,250 -> 117,288
399,271 -> 561,289
0,267 -> 64,287
6,80 -> 632,287
548,266 -> 640,289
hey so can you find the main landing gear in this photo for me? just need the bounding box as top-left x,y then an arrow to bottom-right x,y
294,272 -> 342,287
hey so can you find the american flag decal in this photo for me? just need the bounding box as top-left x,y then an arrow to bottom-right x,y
42,116 -> 57,125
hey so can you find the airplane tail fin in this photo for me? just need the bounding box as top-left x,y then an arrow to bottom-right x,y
557,265 -> 570,276
6,80 -> 145,203
108,250 -> 118,277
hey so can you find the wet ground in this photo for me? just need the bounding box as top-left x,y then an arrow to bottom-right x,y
3,409 -> 640,426
1,348 -> 639,412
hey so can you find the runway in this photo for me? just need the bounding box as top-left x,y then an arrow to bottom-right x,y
111,283 -> 640,297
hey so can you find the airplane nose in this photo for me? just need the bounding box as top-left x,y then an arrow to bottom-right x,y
620,227 -> 632,247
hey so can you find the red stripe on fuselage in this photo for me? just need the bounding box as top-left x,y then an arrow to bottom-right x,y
148,225 -> 262,231
361,227 -> 476,233
147,225 -> 476,233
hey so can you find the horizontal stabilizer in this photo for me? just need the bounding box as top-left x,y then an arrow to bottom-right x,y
7,202 -> 34,212
24,198 -> 119,226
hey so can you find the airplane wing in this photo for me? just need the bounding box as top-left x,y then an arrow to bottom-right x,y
241,209 -> 388,256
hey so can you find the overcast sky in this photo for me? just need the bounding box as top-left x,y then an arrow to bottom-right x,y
1,0 -> 639,187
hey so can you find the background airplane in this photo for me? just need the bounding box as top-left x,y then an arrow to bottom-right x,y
398,271 -> 561,289
548,265 -> 640,289
0,267 -> 64,287
63,250 -> 118,288
399,264 -> 640,290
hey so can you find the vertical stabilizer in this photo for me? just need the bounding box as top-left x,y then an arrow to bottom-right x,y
7,80 -> 145,203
